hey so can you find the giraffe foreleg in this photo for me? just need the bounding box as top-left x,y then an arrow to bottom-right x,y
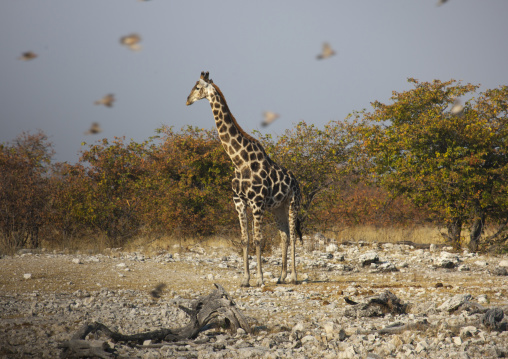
252,209 -> 264,287
234,197 -> 250,288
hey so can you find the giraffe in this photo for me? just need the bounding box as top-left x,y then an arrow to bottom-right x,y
186,71 -> 302,287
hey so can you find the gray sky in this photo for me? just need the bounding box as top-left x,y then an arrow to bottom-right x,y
1,1 -> 507,163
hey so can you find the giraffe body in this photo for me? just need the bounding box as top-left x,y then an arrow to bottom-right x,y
186,72 -> 302,287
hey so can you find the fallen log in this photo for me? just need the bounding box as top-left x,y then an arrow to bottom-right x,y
60,283 -> 250,358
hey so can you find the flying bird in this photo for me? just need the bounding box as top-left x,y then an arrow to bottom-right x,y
261,111 -> 280,127
450,98 -> 464,115
316,42 -> 336,60
84,122 -> 102,135
437,0 -> 448,6
19,51 -> 37,61
120,33 -> 141,51
94,94 -> 115,108
150,283 -> 167,298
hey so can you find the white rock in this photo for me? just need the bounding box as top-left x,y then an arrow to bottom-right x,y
453,336 -> 462,345
72,258 -> 82,264
378,262 -> 399,272
429,244 -> 437,252
264,271 -> 273,278
438,294 -> 472,312
116,263 -> 126,267
338,345 -> 357,358
434,252 -> 460,268
323,322 -> 336,336
474,260 -> 488,266
460,326 -> 478,338
275,286 -> 293,293
293,322 -> 305,332
415,340 -> 428,353
498,260 -> 508,267
326,244 -> 338,253
457,264 -> 470,271
477,294 -> 488,304
23,273 -> 32,280
391,335 -> 403,348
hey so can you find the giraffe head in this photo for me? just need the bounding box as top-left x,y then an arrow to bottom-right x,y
186,71 -> 214,106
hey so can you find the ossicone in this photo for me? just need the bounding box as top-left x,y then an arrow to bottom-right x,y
200,71 -> 213,83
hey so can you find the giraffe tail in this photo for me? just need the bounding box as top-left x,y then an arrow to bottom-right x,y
296,217 -> 303,244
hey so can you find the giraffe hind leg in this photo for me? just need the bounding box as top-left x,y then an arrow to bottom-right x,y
252,208 -> 264,287
277,228 -> 289,284
273,206 -> 290,284
288,195 -> 299,284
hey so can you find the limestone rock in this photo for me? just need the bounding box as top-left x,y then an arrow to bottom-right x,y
438,294 -> 472,312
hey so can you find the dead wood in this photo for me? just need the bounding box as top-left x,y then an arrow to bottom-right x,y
482,308 -> 507,331
60,283 -> 250,358
358,319 -> 430,335
344,290 -> 408,318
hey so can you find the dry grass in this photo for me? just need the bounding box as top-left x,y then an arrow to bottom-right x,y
124,226 -> 449,257
123,234 -> 239,256
324,225 -> 445,244
6,224 -> 503,256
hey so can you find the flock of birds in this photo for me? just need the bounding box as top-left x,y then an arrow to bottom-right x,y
17,1 -> 455,137
19,36 -> 337,135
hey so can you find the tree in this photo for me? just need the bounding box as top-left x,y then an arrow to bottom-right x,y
141,126 -> 236,237
351,78 -> 508,250
75,137 -> 149,243
0,131 -> 54,250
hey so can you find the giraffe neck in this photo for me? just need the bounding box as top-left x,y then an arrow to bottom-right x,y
207,84 -> 263,169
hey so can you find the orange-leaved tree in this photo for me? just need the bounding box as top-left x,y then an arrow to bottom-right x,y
74,136 -> 149,243
141,126 -> 236,237
351,79 -> 508,250
0,131 -> 54,250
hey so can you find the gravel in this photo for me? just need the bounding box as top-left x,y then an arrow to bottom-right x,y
1,240 -> 507,358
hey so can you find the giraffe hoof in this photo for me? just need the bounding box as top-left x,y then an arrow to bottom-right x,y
240,282 -> 250,288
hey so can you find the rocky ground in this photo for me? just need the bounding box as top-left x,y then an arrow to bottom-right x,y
1,236 -> 508,358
